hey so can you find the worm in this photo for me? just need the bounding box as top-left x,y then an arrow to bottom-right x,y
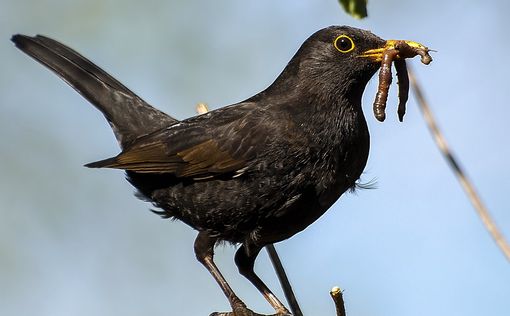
395,59 -> 409,122
395,40 -> 433,65
373,48 -> 399,122
373,41 -> 432,122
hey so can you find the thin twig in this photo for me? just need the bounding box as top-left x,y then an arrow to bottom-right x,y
329,287 -> 346,316
266,244 -> 303,316
408,67 -> 510,262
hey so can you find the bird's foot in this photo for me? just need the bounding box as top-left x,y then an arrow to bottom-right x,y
210,306 -> 291,316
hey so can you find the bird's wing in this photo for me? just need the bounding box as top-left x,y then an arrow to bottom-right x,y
88,138 -> 247,178
86,104 -> 289,179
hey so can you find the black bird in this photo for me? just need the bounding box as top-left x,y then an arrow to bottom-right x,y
12,26 -> 427,316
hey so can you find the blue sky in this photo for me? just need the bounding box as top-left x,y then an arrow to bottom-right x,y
1,1 -> 509,316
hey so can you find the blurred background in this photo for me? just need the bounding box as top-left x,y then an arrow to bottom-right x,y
1,0 -> 509,315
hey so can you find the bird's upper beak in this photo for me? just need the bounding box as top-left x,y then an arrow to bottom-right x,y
359,40 -> 430,63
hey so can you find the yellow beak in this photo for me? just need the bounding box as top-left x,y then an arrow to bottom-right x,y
360,40 -> 431,64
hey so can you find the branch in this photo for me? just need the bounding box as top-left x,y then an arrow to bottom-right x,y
409,67 -> 510,262
266,244 -> 303,316
211,286 -> 347,316
267,246 -> 347,316
330,287 -> 346,316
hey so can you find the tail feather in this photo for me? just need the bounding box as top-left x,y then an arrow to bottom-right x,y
84,157 -> 118,169
11,34 -> 178,148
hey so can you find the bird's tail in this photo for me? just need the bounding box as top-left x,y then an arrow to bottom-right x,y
11,34 -> 177,148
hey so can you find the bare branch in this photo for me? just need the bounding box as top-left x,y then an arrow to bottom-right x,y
330,287 -> 346,316
266,244 -> 303,316
409,67 -> 510,262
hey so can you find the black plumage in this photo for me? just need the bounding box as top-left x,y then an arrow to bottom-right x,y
12,26 -> 418,316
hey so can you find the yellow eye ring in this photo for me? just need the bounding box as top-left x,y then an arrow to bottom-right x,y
334,35 -> 355,53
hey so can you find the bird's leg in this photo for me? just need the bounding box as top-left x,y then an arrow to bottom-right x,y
234,245 -> 291,316
194,232 -> 254,315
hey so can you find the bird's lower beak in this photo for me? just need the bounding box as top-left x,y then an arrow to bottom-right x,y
359,40 -> 430,63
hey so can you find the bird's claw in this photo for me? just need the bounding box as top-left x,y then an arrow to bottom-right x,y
210,307 -> 292,316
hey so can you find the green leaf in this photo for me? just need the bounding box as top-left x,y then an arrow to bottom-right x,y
339,0 -> 368,19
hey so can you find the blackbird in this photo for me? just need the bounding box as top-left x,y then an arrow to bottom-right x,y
12,26 -> 429,316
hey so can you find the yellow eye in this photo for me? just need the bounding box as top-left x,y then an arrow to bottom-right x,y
334,35 -> 355,53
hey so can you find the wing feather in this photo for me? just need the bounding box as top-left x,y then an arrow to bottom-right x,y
88,137 -> 246,178
86,103 -> 300,179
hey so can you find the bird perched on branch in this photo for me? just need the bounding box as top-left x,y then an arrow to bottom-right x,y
12,26 -> 429,316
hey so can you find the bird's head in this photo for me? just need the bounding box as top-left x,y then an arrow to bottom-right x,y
281,26 -> 428,101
